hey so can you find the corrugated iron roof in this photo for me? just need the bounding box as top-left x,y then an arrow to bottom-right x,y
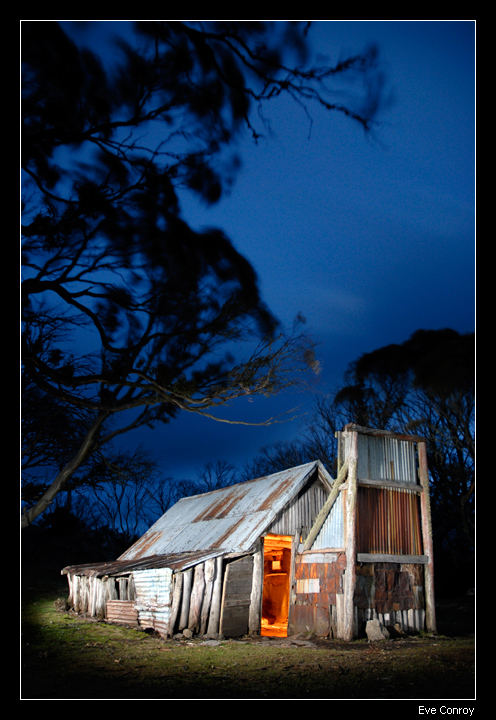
118,461 -> 325,562
61,549 -> 226,577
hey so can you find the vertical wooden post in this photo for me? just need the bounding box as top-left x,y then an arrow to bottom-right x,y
418,441 -> 437,633
287,534 -> 300,636
168,571 -> 183,636
178,567 -> 193,630
249,542 -> 263,635
343,430 -> 358,641
207,556 -> 224,636
188,562 -> 205,633
200,558 -> 216,635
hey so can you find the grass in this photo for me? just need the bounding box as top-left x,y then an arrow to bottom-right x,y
21,580 -> 475,701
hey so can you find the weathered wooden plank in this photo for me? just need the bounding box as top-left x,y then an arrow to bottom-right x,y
222,579 -> 252,593
106,577 -> 118,602
343,431 -> 358,642
249,546 -> 263,635
200,558 -> 216,635
179,567 -> 193,631
357,478 -> 423,493
222,597 -> 251,608
220,555 -> 254,637
357,553 -> 429,564
220,606 -> 251,637
188,562 -> 205,633
418,441 -> 436,633
336,591 -> 345,639
207,556 -> 224,636
343,423 -> 426,443
168,572 -> 183,636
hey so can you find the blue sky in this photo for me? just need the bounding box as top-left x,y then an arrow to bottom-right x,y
58,21 -> 475,483
133,20 -> 474,482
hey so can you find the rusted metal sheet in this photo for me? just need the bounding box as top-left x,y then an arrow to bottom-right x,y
106,600 -> 138,625
294,553 -> 346,601
289,604 -> 331,637
357,486 -> 423,555
63,462 -> 336,581
291,550 -> 347,637
296,578 -> 320,594
62,549 -> 226,578
118,461 -> 331,562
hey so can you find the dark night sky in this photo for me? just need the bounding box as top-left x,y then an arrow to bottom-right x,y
62,21 -> 476,484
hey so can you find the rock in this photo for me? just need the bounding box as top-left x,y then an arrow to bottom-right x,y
366,619 -> 390,641
182,628 -> 194,639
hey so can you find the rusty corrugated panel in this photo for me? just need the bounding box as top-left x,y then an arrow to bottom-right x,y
63,461 -> 337,580
118,461 -> 326,561
123,531 -> 163,561
357,487 -> 423,555
106,600 -> 138,625
338,427 -> 423,557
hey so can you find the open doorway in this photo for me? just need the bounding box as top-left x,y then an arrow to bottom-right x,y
261,534 -> 292,637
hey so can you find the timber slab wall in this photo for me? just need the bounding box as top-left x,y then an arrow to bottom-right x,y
354,561 -> 426,636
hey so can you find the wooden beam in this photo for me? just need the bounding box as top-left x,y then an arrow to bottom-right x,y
178,567 -> 192,631
188,562 -> 205,633
357,553 -> 429,564
357,478 -> 423,493
248,543 -> 263,635
288,534 -> 299,635
168,571 -> 183,636
343,423 -> 426,443
200,558 -> 216,635
303,459 -> 349,551
418,441 -> 437,633
343,431 -> 358,641
207,556 -> 224,636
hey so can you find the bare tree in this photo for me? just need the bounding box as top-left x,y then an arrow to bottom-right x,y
195,460 -> 239,492
83,449 -> 158,540
21,21 -> 385,528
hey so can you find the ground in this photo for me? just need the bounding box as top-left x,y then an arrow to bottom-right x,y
21,574 -> 475,702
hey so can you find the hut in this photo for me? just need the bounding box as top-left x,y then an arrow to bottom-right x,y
62,424 -> 436,640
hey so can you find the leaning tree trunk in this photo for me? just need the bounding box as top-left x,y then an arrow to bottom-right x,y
21,412 -> 109,529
